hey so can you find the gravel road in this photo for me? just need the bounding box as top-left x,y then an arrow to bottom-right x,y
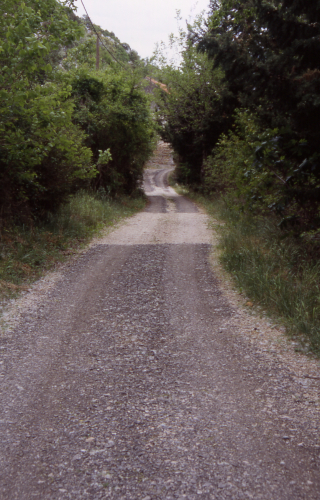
0,151 -> 320,499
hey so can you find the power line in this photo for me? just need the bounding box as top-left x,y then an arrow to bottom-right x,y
79,0 -> 125,68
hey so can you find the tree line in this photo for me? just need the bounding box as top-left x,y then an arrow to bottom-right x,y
0,0 -> 155,226
153,0 -> 320,236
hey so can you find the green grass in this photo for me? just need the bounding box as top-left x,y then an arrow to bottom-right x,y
183,189 -> 320,355
0,191 -> 146,302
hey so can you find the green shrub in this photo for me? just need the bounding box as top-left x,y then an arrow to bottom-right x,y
203,110 -> 261,198
0,0 -> 95,223
72,70 -> 156,196
204,109 -> 320,234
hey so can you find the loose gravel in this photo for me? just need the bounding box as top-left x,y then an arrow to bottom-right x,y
0,145 -> 319,499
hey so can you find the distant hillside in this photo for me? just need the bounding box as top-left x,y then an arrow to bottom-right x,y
79,14 -> 141,65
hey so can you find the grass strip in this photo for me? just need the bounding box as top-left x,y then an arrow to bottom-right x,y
182,188 -> 320,356
0,191 -> 146,303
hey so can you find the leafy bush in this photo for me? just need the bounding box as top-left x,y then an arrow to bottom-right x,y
72,70 -> 156,196
204,110 -> 261,199
0,0 -> 95,222
204,109 -> 320,232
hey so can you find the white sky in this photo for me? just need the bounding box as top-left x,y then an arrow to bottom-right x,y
74,0 -> 210,59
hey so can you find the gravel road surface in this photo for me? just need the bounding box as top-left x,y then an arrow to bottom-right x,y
0,152 -> 320,499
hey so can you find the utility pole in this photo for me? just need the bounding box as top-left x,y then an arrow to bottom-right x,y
96,35 -> 100,71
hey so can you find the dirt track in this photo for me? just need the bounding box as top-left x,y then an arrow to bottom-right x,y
0,145 -> 320,499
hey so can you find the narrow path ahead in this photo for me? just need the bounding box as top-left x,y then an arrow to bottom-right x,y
0,145 -> 320,499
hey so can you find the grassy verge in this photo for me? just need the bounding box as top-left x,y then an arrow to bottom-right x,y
182,189 -> 320,355
0,191 -> 146,303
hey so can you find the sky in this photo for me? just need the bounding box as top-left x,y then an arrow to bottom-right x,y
74,0 -> 210,60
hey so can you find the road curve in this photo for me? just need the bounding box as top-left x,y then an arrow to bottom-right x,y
143,168 -> 198,213
0,163 -> 319,499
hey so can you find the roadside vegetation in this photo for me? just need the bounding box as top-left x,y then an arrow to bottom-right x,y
0,0 -> 154,299
0,193 -> 145,301
152,1 -> 320,353
179,190 -> 320,355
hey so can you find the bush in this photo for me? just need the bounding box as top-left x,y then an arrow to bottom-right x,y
203,110 -> 260,198
204,109 -> 320,233
0,0 -> 95,223
72,70 -> 156,196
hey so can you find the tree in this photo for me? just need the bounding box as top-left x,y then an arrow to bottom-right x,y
197,0 -> 320,231
0,1 -> 154,224
152,13 -> 231,185
0,0 -> 94,221
199,0 -> 320,141
71,69 -> 156,196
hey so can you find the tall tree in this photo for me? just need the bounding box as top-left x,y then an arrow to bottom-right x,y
152,14 -> 231,184
197,0 -> 320,230
199,0 -> 320,146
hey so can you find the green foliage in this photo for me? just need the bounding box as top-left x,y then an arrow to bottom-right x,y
197,0 -> 320,232
155,1 -> 320,232
0,0 -> 155,225
201,0 -> 320,140
152,14 -> 232,185
204,109 -> 320,231
0,0 -> 94,221
204,111 -> 261,197
97,149 -> 112,166
72,70 -> 156,196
